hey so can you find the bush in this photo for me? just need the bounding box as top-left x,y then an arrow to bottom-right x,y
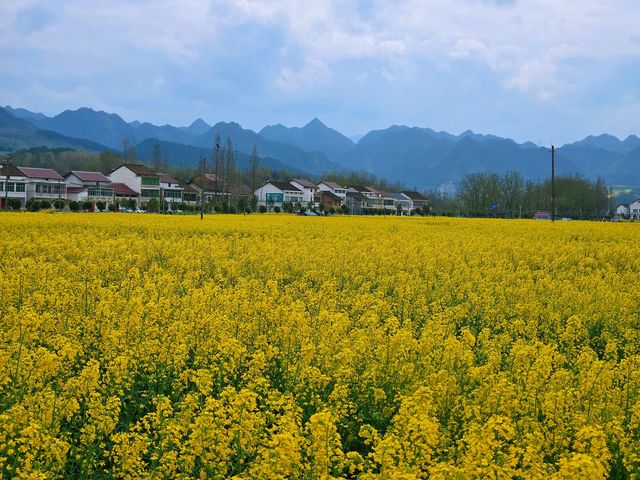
7,199 -> 21,210
126,199 -> 137,210
245,207 -> 252,214
96,201 -> 106,212
259,205 -> 268,213
69,201 -> 80,212
39,200 -> 51,210
147,198 -> 159,213
53,200 -> 65,210
82,201 -> 93,212
329,207 -> 336,215
340,205 -> 349,215
273,206 -> 281,213
299,207 -> 307,214
229,205 -> 237,214
28,200 -> 41,212
108,203 -> 117,212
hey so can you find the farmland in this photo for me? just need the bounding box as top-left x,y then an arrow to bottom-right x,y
1,214 -> 640,479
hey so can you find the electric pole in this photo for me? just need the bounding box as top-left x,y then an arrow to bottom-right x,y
551,145 -> 555,222
200,155 -> 206,220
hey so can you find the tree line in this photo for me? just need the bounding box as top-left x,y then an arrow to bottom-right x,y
428,171 -> 612,219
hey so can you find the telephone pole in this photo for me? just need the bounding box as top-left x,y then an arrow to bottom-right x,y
200,155 -> 206,220
551,144 -> 555,222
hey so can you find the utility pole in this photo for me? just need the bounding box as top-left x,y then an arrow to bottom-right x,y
551,144 -> 555,222
3,155 -> 10,209
200,155 -> 206,220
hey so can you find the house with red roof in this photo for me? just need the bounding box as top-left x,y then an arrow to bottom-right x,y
64,170 -> 115,205
0,166 -> 66,207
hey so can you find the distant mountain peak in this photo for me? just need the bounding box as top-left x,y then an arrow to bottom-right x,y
189,118 -> 209,129
305,117 -> 326,128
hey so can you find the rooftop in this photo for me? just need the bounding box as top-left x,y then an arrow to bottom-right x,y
268,181 -> 302,192
292,178 -> 318,189
111,183 -> 138,196
319,180 -> 344,190
69,170 -> 111,183
112,163 -> 158,177
18,166 -> 64,180
401,191 -> 429,201
0,163 -> 24,177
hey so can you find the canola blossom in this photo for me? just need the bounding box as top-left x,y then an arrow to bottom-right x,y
1,213 -> 640,479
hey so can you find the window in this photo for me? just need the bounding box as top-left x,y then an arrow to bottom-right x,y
15,183 -> 25,192
88,187 -> 101,196
141,189 -> 160,198
142,177 -> 160,186
163,189 -> 182,199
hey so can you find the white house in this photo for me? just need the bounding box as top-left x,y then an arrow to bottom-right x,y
317,181 -> 347,200
290,179 -> 319,205
615,204 -> 629,218
255,181 -> 304,209
65,171 -> 114,205
19,167 -> 66,203
109,164 -> 160,206
630,200 -> 640,220
0,163 -> 27,208
158,173 -> 184,207
401,191 -> 430,212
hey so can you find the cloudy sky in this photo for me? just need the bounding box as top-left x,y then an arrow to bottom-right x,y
1,0 -> 639,144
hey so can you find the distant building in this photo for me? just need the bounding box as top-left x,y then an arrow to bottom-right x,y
317,181 -> 347,200
319,190 -> 343,209
65,170 -> 114,205
0,163 -> 27,208
158,173 -> 184,206
290,179 -> 319,205
615,204 -> 629,218
533,210 -> 552,220
254,181 -> 303,209
630,200 -> 640,220
109,164 -> 160,206
401,191 -> 430,212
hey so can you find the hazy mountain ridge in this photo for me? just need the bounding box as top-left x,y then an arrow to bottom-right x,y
3,105 -> 639,188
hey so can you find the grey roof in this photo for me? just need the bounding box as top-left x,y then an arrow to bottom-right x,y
113,163 -> 158,177
401,190 -> 429,201
269,181 -> 302,192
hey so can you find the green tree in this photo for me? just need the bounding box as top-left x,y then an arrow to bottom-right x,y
147,198 -> 159,213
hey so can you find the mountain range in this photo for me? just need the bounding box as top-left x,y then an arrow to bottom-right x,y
3,105 -> 639,189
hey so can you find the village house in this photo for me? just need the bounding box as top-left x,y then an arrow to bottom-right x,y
615,204 -> 629,218
0,163 -> 27,208
317,181 -> 347,200
290,179 -> 319,206
401,191 -> 430,212
345,191 -> 374,215
387,193 -> 412,214
158,173 -> 184,207
189,173 -> 228,205
109,164 -> 160,206
319,190 -> 343,209
254,181 -> 304,209
13,166 -> 66,205
64,171 -> 114,205
630,200 -> 640,220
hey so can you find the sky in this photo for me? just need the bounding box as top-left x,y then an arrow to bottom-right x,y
1,0 -> 639,144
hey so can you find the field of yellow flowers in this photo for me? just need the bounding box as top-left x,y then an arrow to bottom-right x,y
1,213 -> 640,479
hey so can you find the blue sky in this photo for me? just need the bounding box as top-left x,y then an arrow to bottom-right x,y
1,0 -> 639,144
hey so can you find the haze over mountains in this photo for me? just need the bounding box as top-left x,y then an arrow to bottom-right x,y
2,105 -> 640,189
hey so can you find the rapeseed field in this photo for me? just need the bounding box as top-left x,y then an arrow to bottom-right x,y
1,213 -> 639,479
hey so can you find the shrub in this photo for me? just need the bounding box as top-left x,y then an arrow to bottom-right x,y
53,200 -> 65,210
39,200 -> 52,210
82,201 -> 93,212
259,205 -> 268,213
28,200 -> 41,212
147,198 -> 159,213
7,199 -> 21,210
69,201 -> 80,212
273,206 -> 281,213
96,201 -> 106,212
108,203 -> 117,212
